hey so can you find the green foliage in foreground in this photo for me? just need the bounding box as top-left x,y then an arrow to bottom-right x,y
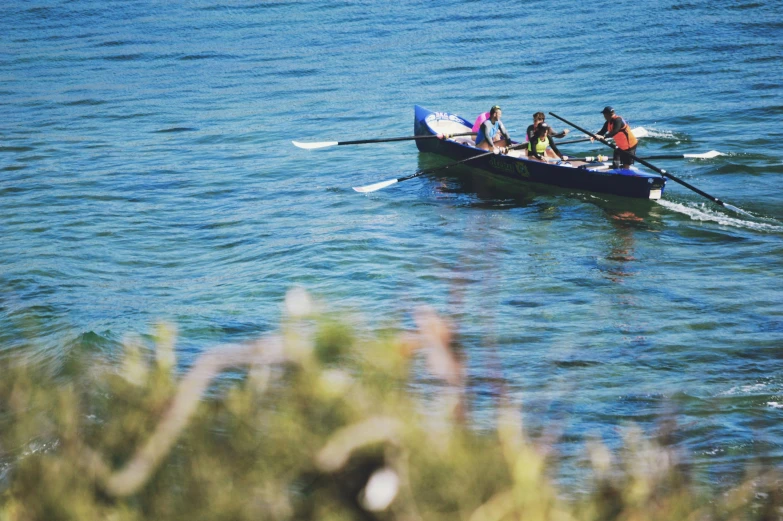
0,297 -> 781,521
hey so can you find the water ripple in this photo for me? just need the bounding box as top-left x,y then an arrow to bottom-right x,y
1,0 -> 782,490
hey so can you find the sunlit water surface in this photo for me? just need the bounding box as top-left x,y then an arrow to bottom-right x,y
1,0 -> 782,490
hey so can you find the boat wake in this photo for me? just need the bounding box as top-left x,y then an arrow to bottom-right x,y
639,127 -> 682,142
656,199 -> 783,232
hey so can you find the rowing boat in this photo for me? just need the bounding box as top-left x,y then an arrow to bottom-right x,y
414,105 -> 666,200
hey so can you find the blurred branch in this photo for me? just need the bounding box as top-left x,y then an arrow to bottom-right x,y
3,295 -> 779,521
316,417 -> 402,473
103,336 -> 286,497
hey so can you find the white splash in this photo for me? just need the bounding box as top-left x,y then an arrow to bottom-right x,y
768,402 -> 783,409
640,127 -> 680,140
720,383 -> 769,396
656,199 -> 783,232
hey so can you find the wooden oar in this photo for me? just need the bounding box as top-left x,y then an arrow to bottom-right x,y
557,127 -> 648,145
640,150 -> 723,160
549,112 -> 750,216
293,132 -> 475,150
353,142 -> 527,193
298,126 -> 647,150
568,150 -> 723,161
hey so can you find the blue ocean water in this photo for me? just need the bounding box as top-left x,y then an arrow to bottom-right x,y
1,0 -> 782,489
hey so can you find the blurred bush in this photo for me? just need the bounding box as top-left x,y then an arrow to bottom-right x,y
0,291 -> 780,521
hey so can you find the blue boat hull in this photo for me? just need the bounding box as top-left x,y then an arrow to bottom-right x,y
413,105 -> 665,200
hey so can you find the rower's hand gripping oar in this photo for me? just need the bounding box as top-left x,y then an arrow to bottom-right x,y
293,132 -> 475,150
548,112 -> 750,216
353,143 -> 526,193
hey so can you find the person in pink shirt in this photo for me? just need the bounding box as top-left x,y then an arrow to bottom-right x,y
472,111 -> 490,133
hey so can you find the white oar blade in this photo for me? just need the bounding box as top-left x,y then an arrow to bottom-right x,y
292,140 -> 338,150
723,203 -> 753,217
353,179 -> 398,193
632,126 -> 648,138
684,150 -> 723,159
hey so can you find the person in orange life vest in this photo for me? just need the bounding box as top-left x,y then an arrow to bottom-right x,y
525,112 -> 569,142
475,105 -> 511,153
592,106 -> 638,168
527,123 -> 567,161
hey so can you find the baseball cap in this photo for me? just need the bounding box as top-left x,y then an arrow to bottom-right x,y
601,106 -> 614,114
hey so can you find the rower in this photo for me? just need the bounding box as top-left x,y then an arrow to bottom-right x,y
526,112 -> 569,142
592,106 -> 638,168
527,124 -> 567,161
475,105 -> 511,153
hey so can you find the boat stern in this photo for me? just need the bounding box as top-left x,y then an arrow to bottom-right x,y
414,105 -> 473,151
646,175 -> 666,200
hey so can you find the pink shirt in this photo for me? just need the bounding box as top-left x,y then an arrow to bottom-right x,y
472,112 -> 490,133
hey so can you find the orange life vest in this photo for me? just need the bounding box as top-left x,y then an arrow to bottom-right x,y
608,116 -> 637,150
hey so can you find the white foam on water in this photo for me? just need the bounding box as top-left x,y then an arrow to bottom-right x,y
719,383 -> 769,396
656,199 -> 783,232
768,402 -> 783,409
640,127 -> 680,140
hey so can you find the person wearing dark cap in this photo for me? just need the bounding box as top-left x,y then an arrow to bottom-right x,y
593,106 -> 638,168
475,105 -> 511,153
527,123 -> 567,161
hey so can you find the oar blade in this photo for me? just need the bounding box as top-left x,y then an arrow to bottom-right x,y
549,112 -> 742,212
684,150 -> 723,159
721,202 -> 754,217
292,140 -> 338,150
353,178 -> 399,193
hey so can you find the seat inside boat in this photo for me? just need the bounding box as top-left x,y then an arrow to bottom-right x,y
427,119 -> 476,146
426,117 -> 609,165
